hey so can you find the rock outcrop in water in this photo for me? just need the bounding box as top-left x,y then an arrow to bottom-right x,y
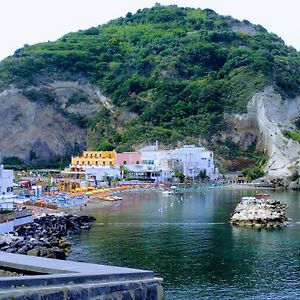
230,196 -> 289,228
0,213 -> 95,259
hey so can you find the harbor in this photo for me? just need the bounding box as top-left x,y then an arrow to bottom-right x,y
66,188 -> 300,300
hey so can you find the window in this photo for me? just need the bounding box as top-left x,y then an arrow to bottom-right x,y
77,161 -> 79,165
90,154 -> 93,158
103,161 -> 106,166
136,161 -> 139,164
95,161 -> 98,165
86,153 -> 88,157
94,154 -> 98,158
110,161 -> 112,166
88,161 -> 90,165
123,161 -> 127,165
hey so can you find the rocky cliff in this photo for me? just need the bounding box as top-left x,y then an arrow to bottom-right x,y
1,5 -> 300,181
0,81 -> 112,163
229,87 -> 300,185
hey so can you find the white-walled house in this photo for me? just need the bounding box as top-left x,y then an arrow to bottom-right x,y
139,145 -> 158,167
138,146 -> 174,182
170,145 -> 216,179
0,165 -> 18,210
85,166 -> 120,181
138,144 -> 216,181
0,165 -> 14,196
200,150 -> 215,178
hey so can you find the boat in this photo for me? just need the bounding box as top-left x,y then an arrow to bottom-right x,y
162,190 -> 174,195
255,193 -> 271,199
100,196 -> 122,201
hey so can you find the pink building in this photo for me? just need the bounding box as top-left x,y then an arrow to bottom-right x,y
116,152 -> 141,166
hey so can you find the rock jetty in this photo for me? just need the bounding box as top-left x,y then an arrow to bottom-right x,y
0,213 -> 95,259
230,197 -> 289,228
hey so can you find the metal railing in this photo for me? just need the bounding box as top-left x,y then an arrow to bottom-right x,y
0,209 -> 32,224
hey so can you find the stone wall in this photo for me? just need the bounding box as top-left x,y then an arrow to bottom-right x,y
1,278 -> 163,300
0,252 -> 164,300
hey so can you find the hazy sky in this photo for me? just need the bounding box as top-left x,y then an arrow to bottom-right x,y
1,0 -> 299,61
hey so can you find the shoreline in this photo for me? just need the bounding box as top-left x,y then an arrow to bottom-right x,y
27,183 -> 277,217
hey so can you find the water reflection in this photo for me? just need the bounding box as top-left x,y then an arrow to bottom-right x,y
68,188 -> 300,299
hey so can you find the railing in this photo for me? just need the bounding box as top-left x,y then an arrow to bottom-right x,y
0,209 -> 32,224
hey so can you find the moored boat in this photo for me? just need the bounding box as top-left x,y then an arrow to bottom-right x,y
255,193 -> 271,199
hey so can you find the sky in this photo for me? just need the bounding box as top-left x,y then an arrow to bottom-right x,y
0,0 -> 299,61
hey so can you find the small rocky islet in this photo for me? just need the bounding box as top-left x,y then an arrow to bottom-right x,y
230,196 -> 289,228
0,213 -> 95,260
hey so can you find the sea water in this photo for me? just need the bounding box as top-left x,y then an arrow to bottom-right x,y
68,188 -> 300,299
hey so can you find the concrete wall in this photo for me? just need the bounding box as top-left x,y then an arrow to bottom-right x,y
0,214 -> 33,234
13,215 -> 33,227
0,221 -> 13,234
0,252 -> 164,300
1,278 -> 163,300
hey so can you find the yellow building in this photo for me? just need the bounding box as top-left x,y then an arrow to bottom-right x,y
71,151 -> 116,167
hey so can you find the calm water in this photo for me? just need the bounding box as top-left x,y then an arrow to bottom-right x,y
68,188 -> 300,299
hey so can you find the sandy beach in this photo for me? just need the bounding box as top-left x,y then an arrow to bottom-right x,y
29,198 -> 115,217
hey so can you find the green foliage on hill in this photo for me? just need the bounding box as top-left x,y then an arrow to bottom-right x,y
0,5 -> 300,150
282,129 -> 300,143
241,166 -> 265,181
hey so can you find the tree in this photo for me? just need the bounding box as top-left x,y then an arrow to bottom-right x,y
199,169 -> 209,181
175,171 -> 185,183
241,166 -> 264,181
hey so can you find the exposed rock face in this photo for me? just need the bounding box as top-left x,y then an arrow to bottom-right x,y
0,213 -> 96,259
0,81 -> 112,162
230,196 -> 289,228
227,87 -> 300,184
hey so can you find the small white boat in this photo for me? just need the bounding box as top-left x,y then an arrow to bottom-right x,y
162,190 -> 174,195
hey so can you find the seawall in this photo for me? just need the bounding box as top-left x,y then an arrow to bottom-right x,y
0,252 -> 164,299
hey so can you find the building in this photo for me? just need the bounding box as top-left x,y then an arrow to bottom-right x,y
71,151 -> 117,167
116,152 -> 141,166
68,144 -> 216,183
0,165 -> 22,211
170,145 -> 215,179
85,166 -> 120,181
68,150 -> 119,183
0,165 -> 14,196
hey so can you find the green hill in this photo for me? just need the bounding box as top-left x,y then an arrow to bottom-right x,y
1,5 -> 300,158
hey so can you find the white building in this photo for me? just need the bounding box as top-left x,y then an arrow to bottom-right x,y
170,145 -> 215,179
0,165 -> 14,196
85,166 -> 120,181
138,146 -> 174,182
137,144 -> 217,181
139,145 -> 158,168
0,165 -> 18,209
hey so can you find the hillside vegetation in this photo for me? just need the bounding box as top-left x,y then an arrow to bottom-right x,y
1,5 -> 300,153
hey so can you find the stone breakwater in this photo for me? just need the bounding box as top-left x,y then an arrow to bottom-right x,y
230,197 -> 289,228
0,213 -> 95,260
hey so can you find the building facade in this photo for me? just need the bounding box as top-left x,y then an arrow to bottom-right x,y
0,165 -> 14,196
116,152 -> 141,166
71,151 -> 117,167
69,144 -> 216,183
170,145 -> 215,179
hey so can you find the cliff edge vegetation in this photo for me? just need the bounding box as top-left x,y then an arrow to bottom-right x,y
1,5 -> 300,177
